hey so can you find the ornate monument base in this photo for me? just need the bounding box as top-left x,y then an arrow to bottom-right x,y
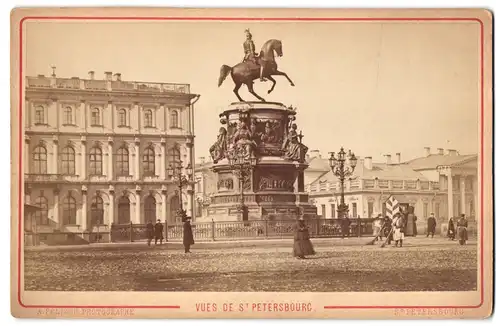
207,101 -> 318,221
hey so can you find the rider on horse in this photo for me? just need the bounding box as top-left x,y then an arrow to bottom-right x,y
243,29 -> 265,82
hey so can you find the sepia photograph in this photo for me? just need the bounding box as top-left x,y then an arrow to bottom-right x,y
10,7 -> 492,319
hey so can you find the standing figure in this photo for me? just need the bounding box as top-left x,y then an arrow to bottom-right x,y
373,214 -> 383,241
233,121 -> 257,159
427,213 -> 437,238
392,213 -> 405,247
146,220 -> 154,247
183,217 -> 195,253
456,214 -> 468,245
341,216 -> 351,238
154,219 -> 164,245
243,29 -> 265,81
293,217 -> 315,259
410,213 -> 418,236
447,217 -> 456,240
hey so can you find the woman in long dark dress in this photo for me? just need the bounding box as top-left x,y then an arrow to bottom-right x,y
183,217 -> 195,253
447,218 -> 456,240
293,218 -> 315,259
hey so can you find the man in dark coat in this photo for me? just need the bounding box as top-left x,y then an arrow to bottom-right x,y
154,219 -> 164,245
183,217 -> 195,253
426,213 -> 437,238
341,216 -> 351,238
447,217 -> 456,240
146,220 -> 154,246
457,214 -> 468,245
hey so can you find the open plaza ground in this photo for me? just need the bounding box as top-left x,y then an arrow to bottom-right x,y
24,237 -> 477,292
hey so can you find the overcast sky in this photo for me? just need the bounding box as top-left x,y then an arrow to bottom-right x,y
25,20 -> 480,162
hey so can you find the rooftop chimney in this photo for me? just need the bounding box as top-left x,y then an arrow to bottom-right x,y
113,73 -> 122,81
384,154 -> 392,165
447,149 -> 458,156
424,147 -> 431,157
104,71 -> 113,81
88,71 -> 95,80
395,152 -> 401,164
309,150 -> 321,159
437,148 -> 444,155
364,156 -> 373,170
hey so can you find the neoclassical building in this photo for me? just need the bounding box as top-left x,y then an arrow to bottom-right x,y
24,70 -> 200,240
306,147 -> 478,232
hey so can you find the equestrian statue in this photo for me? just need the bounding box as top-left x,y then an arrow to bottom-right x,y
218,29 -> 295,102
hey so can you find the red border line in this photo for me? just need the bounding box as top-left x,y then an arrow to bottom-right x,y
17,16 -> 485,311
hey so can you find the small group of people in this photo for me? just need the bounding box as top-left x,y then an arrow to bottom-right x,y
145,216 -> 195,253
446,214 -> 469,245
371,213 -> 406,247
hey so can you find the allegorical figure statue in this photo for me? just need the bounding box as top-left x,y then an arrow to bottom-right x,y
209,127 -> 228,163
243,29 -> 265,82
233,121 -> 256,159
282,123 -> 308,162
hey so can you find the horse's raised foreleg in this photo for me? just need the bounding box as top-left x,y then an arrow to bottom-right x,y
233,82 -> 244,102
274,70 -> 295,87
246,82 -> 265,102
266,76 -> 277,94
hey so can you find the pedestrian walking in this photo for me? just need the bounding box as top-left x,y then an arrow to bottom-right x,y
427,213 -> 437,238
373,214 -> 382,241
382,215 -> 393,244
447,217 -> 456,240
182,216 -> 194,253
293,217 -> 315,259
392,213 -> 404,247
154,219 -> 164,245
146,220 -> 154,246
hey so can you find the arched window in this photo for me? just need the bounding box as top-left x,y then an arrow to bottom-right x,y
63,107 -> 73,125
34,106 -> 44,124
142,147 -> 155,176
144,195 -> 156,222
169,195 -> 180,223
61,146 -> 76,175
34,196 -> 48,225
144,109 -> 153,127
91,108 -> 101,126
32,145 -> 47,174
116,147 -> 129,176
168,146 -> 181,170
89,146 -> 103,175
118,109 -> 127,127
91,196 -> 104,225
62,195 -> 77,225
118,196 -> 130,224
170,110 -> 179,128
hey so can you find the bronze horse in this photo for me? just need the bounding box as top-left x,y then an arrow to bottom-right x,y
218,39 -> 295,102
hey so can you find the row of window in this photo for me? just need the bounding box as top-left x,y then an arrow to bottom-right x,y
32,194 -> 180,226
34,105 -> 180,128
32,144 -> 181,176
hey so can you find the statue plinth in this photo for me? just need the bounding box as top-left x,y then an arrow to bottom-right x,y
207,102 -> 317,221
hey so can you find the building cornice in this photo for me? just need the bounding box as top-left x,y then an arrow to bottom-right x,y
24,130 -> 194,139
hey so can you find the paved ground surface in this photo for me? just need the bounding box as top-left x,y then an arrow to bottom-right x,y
24,237 -> 477,292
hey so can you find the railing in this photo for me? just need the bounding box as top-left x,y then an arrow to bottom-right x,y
308,178 -> 443,193
109,218 -> 379,243
26,76 -> 191,94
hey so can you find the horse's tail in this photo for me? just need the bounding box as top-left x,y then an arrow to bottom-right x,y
218,65 -> 232,87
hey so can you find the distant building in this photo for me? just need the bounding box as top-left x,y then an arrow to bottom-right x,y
24,69 -> 200,242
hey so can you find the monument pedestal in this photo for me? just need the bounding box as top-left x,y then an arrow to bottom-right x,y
207,101 -> 318,221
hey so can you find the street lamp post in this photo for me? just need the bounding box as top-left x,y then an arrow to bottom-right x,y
328,147 -> 358,219
167,161 -> 193,221
227,147 -> 256,221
